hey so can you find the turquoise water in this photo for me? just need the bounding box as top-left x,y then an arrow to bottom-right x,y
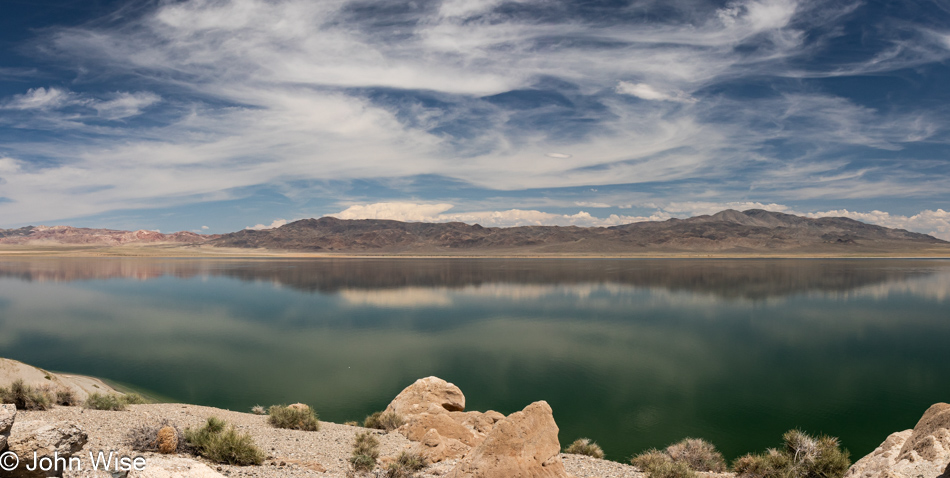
0,258 -> 948,462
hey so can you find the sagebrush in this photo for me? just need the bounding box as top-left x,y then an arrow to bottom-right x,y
364,411 -> 405,432
385,451 -> 427,478
349,431 -> 381,472
564,438 -> 605,459
630,438 -> 725,478
732,429 -> 850,478
184,417 -> 265,466
0,379 -> 51,410
267,404 -> 321,431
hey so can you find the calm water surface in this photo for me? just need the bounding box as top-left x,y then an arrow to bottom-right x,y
1,258 -> 948,461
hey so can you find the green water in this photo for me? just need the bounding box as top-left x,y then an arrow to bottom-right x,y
1,258 -> 948,462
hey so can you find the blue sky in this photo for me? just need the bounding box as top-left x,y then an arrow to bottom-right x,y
1,0 -> 949,238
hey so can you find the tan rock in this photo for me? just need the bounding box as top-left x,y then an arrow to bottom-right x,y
448,401 -> 572,478
412,428 -> 471,463
6,420 -> 88,478
451,410 -> 506,436
402,412 -> 481,447
287,403 -> 310,412
157,426 -> 178,454
128,456 -> 226,478
1,403 -> 15,451
847,403 -> 950,478
385,376 -> 465,416
898,403 -> 950,462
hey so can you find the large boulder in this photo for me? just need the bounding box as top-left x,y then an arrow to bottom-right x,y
386,377 -> 507,462
1,404 -> 15,452
411,428 -> 471,463
448,401 -> 572,478
402,412 -> 482,447
385,376 -> 466,416
6,420 -> 88,478
847,403 -> 950,478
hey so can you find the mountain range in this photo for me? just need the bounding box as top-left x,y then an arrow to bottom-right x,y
3,209 -> 943,254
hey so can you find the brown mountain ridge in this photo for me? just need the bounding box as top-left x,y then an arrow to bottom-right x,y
208,209 -> 947,254
1,209 -> 946,254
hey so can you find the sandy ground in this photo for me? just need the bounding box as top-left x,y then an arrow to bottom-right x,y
0,358 -> 119,402
16,404 -> 647,478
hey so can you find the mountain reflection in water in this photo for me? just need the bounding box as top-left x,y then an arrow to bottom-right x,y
0,258 -> 948,461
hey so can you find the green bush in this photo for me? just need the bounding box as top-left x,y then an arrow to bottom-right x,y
733,429 -> 850,478
184,417 -> 265,466
665,438 -> 726,472
0,379 -> 51,410
364,410 -> 406,432
84,392 -> 148,411
123,393 -> 147,405
267,404 -> 320,431
349,431 -> 380,472
54,388 -> 78,406
632,449 -> 694,478
84,393 -> 127,411
564,438 -> 605,459
647,460 -> 698,478
631,438 -> 725,478
385,450 -> 427,478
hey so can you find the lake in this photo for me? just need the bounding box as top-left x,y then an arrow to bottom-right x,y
1,257 -> 948,462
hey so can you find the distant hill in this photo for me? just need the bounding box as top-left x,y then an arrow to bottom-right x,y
0,225 -> 216,246
3,210 -> 944,253
207,209 -> 947,253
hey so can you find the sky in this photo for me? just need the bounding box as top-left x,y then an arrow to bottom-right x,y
1,0 -> 949,239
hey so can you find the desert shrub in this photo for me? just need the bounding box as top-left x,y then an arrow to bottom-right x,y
733,430 -> 850,478
349,431 -> 380,472
123,393 -> 147,404
184,417 -> 265,466
54,388 -> 78,406
631,438 -> 725,478
0,379 -> 51,410
84,392 -> 127,411
251,405 -> 266,415
564,438 -> 605,459
344,421 -> 360,427
267,404 -> 320,431
385,451 -> 427,478
647,460 -> 698,478
84,392 -> 147,411
665,438 -> 727,472
364,411 -> 405,431
126,420 -> 190,454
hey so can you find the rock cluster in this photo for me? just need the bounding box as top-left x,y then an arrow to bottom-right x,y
847,402 -> 950,478
1,403 -> 15,452
387,376 -> 572,477
6,418 -> 88,478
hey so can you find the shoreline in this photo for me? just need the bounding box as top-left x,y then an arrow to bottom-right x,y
2,244 -> 950,259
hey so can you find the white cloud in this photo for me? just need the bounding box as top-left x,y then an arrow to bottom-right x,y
0,0 -> 947,227
616,82 -> 696,103
329,201 -> 950,240
4,87 -> 71,110
246,219 -> 287,230
93,92 -> 162,120
201,225 -> 209,230
806,209 -> 950,241
331,202 -> 668,227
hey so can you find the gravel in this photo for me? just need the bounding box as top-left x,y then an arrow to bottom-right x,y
21,404 -> 648,477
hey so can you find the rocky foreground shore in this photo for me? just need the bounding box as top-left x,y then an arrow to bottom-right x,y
2,358 -> 949,478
